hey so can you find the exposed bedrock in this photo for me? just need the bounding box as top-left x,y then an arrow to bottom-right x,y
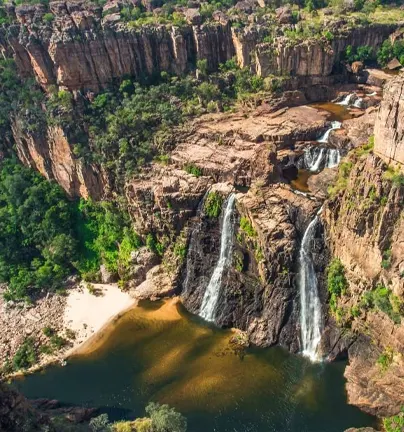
322,152 -> 404,416
0,0 -> 399,93
181,184 -> 325,350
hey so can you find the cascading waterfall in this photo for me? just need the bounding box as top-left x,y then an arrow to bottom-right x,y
326,149 -> 341,168
353,97 -> 364,108
199,193 -> 236,322
337,93 -> 356,106
302,121 -> 342,172
298,208 -> 323,362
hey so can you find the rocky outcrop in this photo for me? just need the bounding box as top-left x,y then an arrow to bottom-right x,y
12,118 -> 106,198
374,74 -> 404,167
322,152 -> 404,416
182,184 -> 323,350
0,1 -> 399,93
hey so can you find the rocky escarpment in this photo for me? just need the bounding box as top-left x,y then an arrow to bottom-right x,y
182,184 -> 324,351
12,119 -> 106,198
374,75 -> 404,167
0,0 -> 399,93
322,75 -> 404,417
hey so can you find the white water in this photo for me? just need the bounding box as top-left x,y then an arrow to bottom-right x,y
326,148 -> 341,168
298,209 -> 323,362
337,93 -> 356,106
353,97 -> 363,108
317,121 -> 342,144
199,193 -> 236,322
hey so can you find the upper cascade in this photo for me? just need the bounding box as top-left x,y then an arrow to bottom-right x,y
199,193 -> 236,322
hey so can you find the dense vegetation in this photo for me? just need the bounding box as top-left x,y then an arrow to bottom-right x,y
0,158 -> 140,302
327,258 -> 348,314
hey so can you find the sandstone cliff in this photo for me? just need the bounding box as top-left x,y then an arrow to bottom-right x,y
374,75 -> 404,167
322,76 -> 404,416
0,1 -> 398,93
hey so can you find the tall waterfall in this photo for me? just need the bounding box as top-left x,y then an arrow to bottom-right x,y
199,193 -> 236,322
298,209 -> 323,362
326,149 -> 341,168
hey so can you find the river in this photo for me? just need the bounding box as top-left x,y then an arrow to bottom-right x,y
13,299 -> 376,432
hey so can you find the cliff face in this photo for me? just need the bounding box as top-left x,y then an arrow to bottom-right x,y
374,75 -> 404,167
0,1 -> 397,93
322,82 -> 404,417
11,117 -> 106,198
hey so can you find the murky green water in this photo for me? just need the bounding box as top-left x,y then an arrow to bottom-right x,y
13,300 -> 376,432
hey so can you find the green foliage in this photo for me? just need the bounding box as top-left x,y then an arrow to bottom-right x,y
196,59 -> 208,75
323,30 -> 334,41
328,161 -> 353,197
355,136 -> 374,156
377,39 -> 404,67
362,284 -> 403,324
383,409 -> 404,432
234,252 -> 244,272
204,191 -> 223,218
90,414 -> 112,432
146,233 -> 164,256
42,326 -> 55,337
377,347 -> 394,372
42,12 -> 54,23
50,334 -> 67,350
145,402 -> 187,432
381,248 -> 392,269
327,258 -> 348,313
184,164 -> 202,177
240,217 -> 256,238
344,45 -> 374,63
13,337 -> 37,370
0,158 -> 140,300
383,166 -> 404,186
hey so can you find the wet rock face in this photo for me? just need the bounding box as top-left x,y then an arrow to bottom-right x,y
182,185 -> 324,351
374,75 -> 404,167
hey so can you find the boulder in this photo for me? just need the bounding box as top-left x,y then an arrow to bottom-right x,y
387,57 -> 402,70
351,61 -> 364,74
275,6 -> 292,24
183,8 -> 201,25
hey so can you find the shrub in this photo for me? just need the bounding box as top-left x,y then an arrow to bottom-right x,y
377,39 -> 404,67
146,233 -> 164,256
145,402 -> 187,432
173,240 -> 187,262
50,335 -> 67,350
13,337 -> 37,370
327,258 -> 348,312
383,166 -> 404,186
381,248 -> 392,269
328,161 -> 353,197
196,59 -> 208,75
204,191 -> 223,218
383,409 -> 404,432
90,413 -> 111,432
344,45 -> 374,63
43,13 -> 54,23
377,347 -> 394,372
184,164 -> 202,177
323,30 -> 334,41
240,217 -> 256,238
42,326 -> 55,337
133,418 -> 153,432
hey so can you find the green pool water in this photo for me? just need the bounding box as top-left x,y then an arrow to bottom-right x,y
13,300 -> 376,432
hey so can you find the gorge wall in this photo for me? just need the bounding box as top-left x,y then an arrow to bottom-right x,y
0,1 -> 397,93
322,75 -> 404,417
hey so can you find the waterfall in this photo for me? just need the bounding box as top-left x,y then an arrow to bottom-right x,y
317,121 -> 342,143
298,209 -> 323,362
326,149 -> 341,168
337,93 -> 356,106
308,148 -> 326,172
353,97 -> 364,108
366,91 -> 377,97
199,193 -> 236,322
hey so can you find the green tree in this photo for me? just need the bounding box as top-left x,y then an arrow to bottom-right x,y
146,402 -> 187,432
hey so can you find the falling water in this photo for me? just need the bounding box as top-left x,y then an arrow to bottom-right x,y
317,121 -> 342,143
337,93 -> 356,106
298,208 -> 323,362
199,193 -> 236,322
326,149 -> 341,168
353,98 -> 363,109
